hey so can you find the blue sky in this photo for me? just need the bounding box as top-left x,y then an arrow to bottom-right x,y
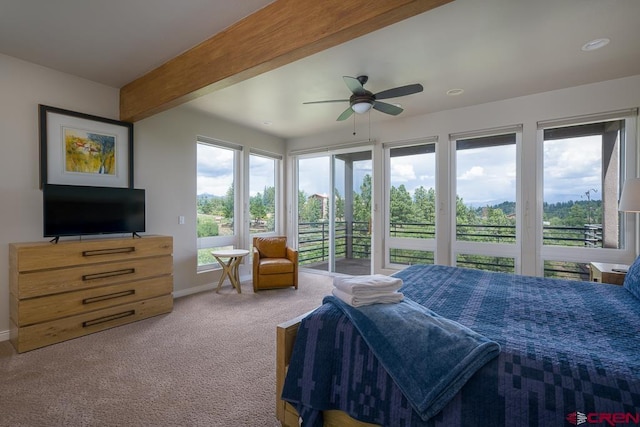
198,135 -> 605,207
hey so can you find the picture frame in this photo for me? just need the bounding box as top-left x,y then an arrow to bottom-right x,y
39,104 -> 134,188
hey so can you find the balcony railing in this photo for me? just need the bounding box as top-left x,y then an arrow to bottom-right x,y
298,221 -> 604,280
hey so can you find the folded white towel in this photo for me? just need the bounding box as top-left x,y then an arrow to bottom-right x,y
332,287 -> 404,307
333,274 -> 403,296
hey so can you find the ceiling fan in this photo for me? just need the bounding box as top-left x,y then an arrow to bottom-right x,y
303,75 -> 424,121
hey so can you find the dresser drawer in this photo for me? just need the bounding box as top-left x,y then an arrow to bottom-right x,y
13,276 -> 173,326
11,295 -> 173,353
9,235 -> 174,353
13,255 -> 172,298
10,236 -> 172,272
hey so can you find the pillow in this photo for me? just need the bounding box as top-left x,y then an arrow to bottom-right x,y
254,236 -> 287,258
623,255 -> 640,300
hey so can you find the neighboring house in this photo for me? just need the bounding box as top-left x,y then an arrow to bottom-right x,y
308,194 -> 329,220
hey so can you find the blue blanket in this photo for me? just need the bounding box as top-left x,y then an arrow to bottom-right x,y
282,265 -> 640,426
323,295 -> 500,421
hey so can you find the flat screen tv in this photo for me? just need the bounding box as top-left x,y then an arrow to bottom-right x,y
43,184 -> 145,238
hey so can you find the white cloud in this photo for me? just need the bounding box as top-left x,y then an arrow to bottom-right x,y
198,133 -> 607,206
197,175 -> 232,197
390,163 -> 416,182
543,136 -> 602,202
458,166 -> 485,180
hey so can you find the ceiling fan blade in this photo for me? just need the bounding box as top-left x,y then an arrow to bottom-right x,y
373,101 -> 403,116
336,106 -> 355,121
374,83 -> 424,100
343,76 -> 366,96
303,99 -> 349,104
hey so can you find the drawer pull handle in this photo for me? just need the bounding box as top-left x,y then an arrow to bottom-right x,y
82,247 -> 135,257
83,290 -> 135,305
82,310 -> 135,328
82,268 -> 135,281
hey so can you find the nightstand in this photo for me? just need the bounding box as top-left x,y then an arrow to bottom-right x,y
589,262 -> 629,286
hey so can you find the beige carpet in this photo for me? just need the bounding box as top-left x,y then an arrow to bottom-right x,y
0,271 -> 334,427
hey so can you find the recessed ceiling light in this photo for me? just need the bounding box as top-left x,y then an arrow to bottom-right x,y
446,88 -> 464,96
581,38 -> 610,51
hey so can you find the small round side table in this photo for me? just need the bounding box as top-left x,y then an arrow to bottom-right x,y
211,249 -> 250,293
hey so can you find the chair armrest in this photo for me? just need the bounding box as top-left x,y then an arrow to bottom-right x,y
286,247 -> 298,263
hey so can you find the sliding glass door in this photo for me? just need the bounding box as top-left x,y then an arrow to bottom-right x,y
296,148 -> 372,275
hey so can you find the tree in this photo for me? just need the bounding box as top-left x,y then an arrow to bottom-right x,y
263,186 -> 275,216
222,185 -> 234,220
197,216 -> 218,237
486,207 -> 513,226
301,196 -> 323,222
413,186 -> 436,223
456,195 -> 477,224
298,190 -> 307,215
390,184 -> 414,224
250,193 -> 267,224
334,189 -> 345,221
354,174 -> 372,224
197,195 -> 214,215
566,203 -> 588,227
87,133 -> 115,174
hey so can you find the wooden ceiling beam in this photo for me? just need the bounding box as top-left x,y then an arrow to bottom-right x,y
119,0 -> 453,122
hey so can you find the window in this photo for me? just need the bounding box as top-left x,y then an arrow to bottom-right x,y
295,146 -> 373,274
455,133 -> 517,244
452,129 -> 520,273
297,156 -> 331,268
539,110 -> 637,279
196,139 -> 241,268
542,120 -> 624,249
249,150 -> 280,235
384,140 -> 437,267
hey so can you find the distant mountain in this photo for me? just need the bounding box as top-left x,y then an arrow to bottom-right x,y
197,193 -> 224,200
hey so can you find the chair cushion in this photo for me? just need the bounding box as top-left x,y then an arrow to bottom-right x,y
254,236 -> 287,258
259,258 -> 294,275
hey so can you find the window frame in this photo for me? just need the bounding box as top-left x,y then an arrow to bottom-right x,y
449,125 -> 523,273
383,137 -> 438,269
536,109 -> 639,271
196,137 -> 243,271
249,148 -> 282,239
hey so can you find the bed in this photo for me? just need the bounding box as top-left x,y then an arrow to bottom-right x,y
276,263 -> 640,427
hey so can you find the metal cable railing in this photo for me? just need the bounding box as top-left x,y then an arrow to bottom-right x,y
298,221 -> 604,280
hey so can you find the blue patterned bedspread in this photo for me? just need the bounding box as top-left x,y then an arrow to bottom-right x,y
281,265 -> 640,426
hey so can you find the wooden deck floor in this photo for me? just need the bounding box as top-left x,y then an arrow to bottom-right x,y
302,258 -> 371,276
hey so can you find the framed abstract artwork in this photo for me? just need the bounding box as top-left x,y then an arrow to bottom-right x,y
39,104 -> 134,188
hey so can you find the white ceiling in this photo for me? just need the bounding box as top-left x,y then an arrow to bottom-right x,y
2,0 -> 640,140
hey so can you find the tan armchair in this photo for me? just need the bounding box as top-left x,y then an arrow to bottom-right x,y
252,236 -> 298,292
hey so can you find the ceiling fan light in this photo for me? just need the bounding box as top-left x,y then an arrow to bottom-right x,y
581,38 -> 610,51
352,101 -> 372,114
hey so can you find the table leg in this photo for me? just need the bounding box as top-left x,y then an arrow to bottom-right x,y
229,256 -> 242,293
214,256 -> 236,293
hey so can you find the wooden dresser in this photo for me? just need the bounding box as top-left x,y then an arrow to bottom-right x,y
9,235 -> 173,353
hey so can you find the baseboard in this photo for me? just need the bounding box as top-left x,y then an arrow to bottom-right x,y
0,329 -> 10,343
173,282 -> 216,298
172,274 -> 252,298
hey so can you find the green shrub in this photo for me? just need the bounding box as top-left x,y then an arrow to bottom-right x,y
197,216 -> 219,237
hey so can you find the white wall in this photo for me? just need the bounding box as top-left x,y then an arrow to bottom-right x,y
0,53 -> 285,341
0,53 -> 120,339
134,106 -> 285,296
286,75 -> 640,274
